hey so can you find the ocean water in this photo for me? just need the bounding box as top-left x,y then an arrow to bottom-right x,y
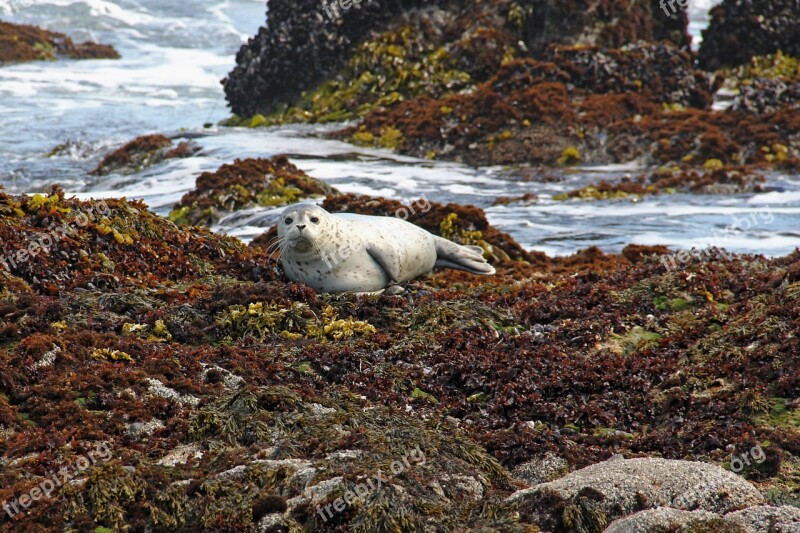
1,0 -> 798,257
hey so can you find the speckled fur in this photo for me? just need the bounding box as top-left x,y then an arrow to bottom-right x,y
277,203 -> 494,293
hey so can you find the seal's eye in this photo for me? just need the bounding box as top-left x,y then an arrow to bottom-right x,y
310,217 -> 320,224
284,217 -> 293,225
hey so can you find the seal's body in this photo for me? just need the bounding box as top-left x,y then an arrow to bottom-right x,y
276,203 -> 495,293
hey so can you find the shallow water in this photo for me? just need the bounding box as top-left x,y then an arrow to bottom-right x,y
1,0 -> 798,257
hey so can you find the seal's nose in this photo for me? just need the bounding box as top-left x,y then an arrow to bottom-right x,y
296,224 -> 306,230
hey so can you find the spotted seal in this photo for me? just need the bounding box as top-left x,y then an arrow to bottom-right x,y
275,203 -> 495,293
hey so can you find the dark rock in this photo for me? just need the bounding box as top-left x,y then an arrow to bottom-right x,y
698,0 -> 800,70
223,0 -> 690,118
517,0 -> 690,55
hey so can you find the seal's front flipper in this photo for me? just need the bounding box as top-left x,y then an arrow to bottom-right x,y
366,243 -> 402,283
434,237 -> 496,275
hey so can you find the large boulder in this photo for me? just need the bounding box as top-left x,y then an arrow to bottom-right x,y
606,504 -> 800,533
698,0 -> 800,70
223,0 -> 689,119
725,505 -> 800,532
516,0 -> 690,55
507,456 -> 765,531
604,508 -> 730,533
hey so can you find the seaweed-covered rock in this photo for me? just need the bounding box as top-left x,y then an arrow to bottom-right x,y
170,156 -> 338,227
509,456 -> 765,530
3,187 -> 800,530
555,165 -> 767,200
725,52 -> 800,114
515,0 -> 690,55
223,0 -> 689,120
340,43 -> 800,169
698,0 -> 800,70
91,134 -> 199,176
0,188 -> 271,294
0,20 -> 119,65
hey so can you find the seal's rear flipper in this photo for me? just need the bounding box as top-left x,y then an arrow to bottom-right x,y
434,238 -> 496,275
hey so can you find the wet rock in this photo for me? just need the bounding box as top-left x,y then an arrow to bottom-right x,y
91,134 -> 199,176
508,457 -> 765,530
223,0 -> 689,120
171,156 -> 337,227
223,0 -> 399,117
698,0 -> 800,70
0,20 -> 119,65
339,43 -> 735,167
516,0 -> 690,56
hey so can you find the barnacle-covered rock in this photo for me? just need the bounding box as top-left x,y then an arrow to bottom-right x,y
724,52 -> 800,114
509,457 -> 765,530
698,0 -> 800,70
223,0 -> 689,120
514,0 -> 690,55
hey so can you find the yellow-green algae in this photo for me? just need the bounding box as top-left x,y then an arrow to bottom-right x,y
224,27 -> 474,128
726,51 -> 800,85
216,301 -> 376,342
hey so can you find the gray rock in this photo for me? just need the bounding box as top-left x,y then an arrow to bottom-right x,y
126,418 -> 165,440
725,505 -> 800,533
507,457 -> 764,531
511,452 -> 568,486
257,513 -> 301,533
604,507 -> 727,533
285,476 -> 345,510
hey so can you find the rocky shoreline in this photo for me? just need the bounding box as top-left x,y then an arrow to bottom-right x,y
0,158 -> 799,530
0,20 -> 118,64
1,0 -> 799,531
223,0 -> 799,198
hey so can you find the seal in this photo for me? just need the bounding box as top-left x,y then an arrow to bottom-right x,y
276,203 -> 495,293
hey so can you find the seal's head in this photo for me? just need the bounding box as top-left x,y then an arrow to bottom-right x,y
277,203 -> 333,254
